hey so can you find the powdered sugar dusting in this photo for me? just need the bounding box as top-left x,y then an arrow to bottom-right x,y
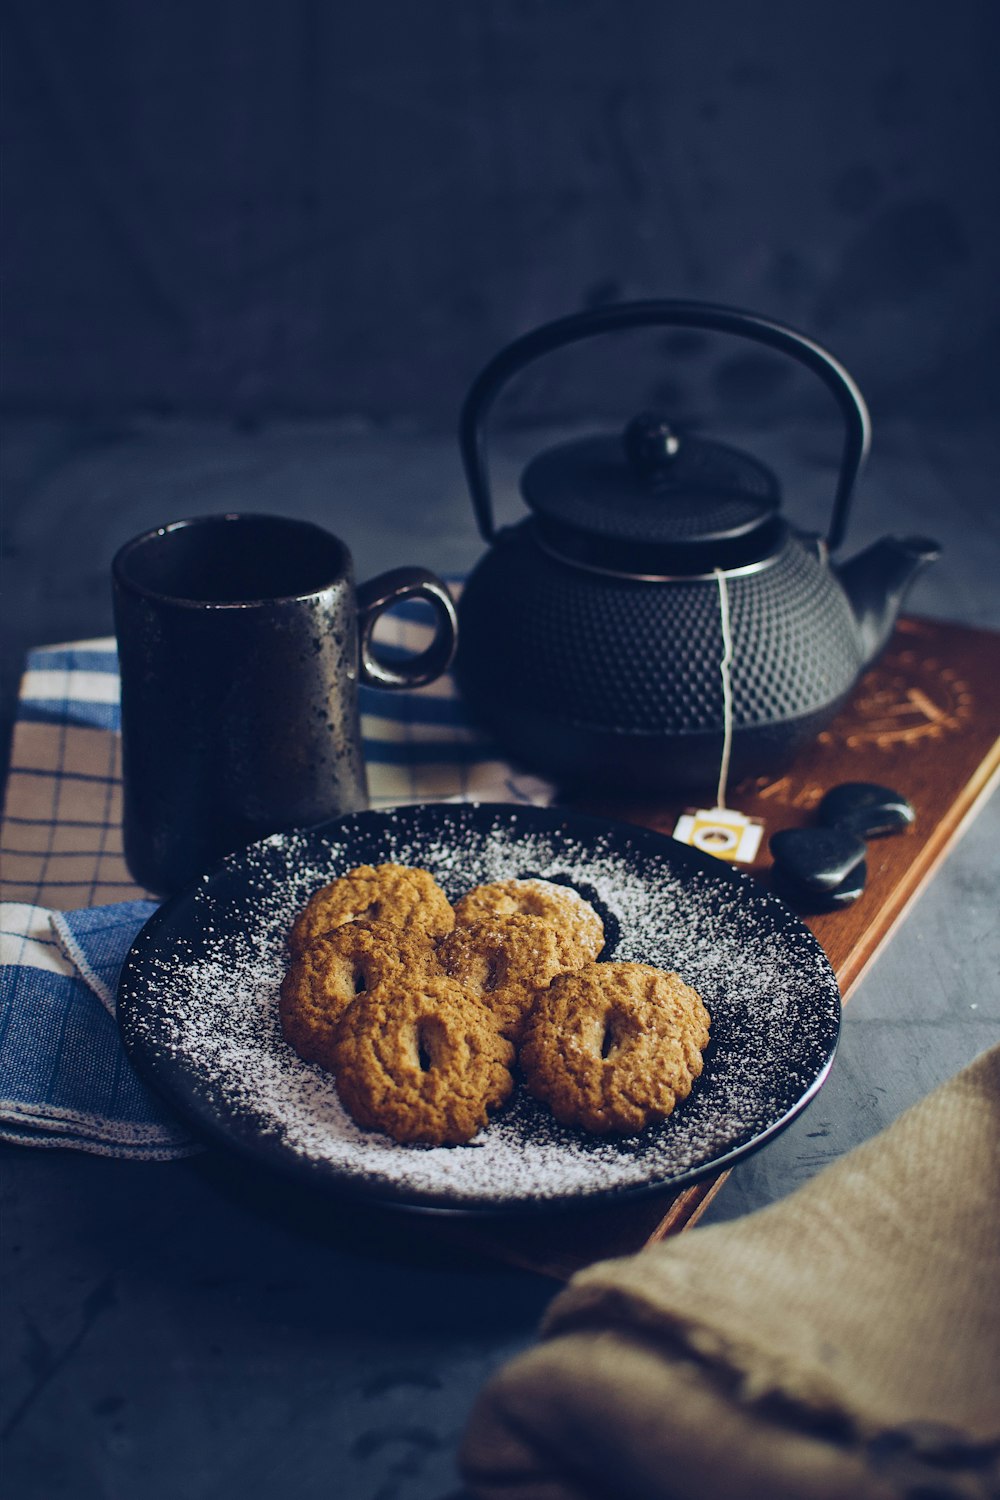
118,804 -> 840,1209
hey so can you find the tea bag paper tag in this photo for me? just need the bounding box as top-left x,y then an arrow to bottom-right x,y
672,574 -> 764,863
673,806 -> 764,864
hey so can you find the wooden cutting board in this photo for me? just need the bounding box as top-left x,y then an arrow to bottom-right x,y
439,615 -> 1000,1279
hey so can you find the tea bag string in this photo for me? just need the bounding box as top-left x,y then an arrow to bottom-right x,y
715,568 -> 734,810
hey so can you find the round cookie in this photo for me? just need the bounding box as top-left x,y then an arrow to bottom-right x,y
438,913 -> 587,1043
332,976 -> 515,1146
279,919 -> 437,1071
519,962 -> 711,1135
289,862 -> 454,953
453,878 -> 604,961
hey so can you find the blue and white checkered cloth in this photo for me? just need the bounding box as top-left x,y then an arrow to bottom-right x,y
0,598 -> 553,1157
0,899 -> 194,1158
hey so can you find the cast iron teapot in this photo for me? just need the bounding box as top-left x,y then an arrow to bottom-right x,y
454,301 -> 941,791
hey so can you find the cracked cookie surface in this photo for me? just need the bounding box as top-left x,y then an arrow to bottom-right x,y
332,976 -> 515,1145
438,913 -> 588,1044
452,878 -> 604,961
279,919 -> 438,1071
289,862 -> 455,954
519,961 -> 711,1135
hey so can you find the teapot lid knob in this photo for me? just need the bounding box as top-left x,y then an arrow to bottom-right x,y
624,413 -> 681,477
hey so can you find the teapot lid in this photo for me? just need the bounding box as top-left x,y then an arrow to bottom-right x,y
521,413 -> 781,572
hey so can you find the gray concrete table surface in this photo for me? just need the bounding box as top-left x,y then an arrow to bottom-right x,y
2,415 -> 999,1500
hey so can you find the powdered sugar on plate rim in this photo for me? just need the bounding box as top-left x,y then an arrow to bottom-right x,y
116,802 -> 841,1213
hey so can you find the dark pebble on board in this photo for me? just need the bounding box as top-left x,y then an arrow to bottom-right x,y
769,826 -> 867,892
817,781 -> 916,838
773,858 -> 867,913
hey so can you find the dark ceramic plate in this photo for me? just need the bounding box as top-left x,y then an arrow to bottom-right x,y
117,802 -> 841,1214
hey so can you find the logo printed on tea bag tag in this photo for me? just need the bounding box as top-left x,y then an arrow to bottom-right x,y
673,806 -> 764,863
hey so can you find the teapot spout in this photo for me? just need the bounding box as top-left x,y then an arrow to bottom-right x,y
835,535 -> 941,665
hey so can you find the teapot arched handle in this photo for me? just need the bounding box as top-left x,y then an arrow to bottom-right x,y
459,300 -> 871,553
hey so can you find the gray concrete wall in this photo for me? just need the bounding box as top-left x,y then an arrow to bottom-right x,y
4,0 -> 999,429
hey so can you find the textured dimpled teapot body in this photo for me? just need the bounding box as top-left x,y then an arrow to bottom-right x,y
454,301 -> 939,792
455,521 -> 865,791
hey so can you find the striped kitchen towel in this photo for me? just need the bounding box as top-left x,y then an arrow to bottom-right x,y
0,596 -> 552,1155
0,898 -> 196,1157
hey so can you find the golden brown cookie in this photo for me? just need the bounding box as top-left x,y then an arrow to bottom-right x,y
279,919 -> 438,1071
453,878 -> 604,961
289,862 -> 455,953
332,976 -> 515,1146
437,913 -> 587,1043
519,961 -> 711,1135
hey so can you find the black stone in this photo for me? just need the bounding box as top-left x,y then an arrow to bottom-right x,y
768,826 -> 867,892
773,859 -> 867,913
818,781 -> 916,838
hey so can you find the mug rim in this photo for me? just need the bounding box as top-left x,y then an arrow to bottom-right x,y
112,511 -> 352,608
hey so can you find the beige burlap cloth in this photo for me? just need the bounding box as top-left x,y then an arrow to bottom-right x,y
461,1043 -> 1000,1500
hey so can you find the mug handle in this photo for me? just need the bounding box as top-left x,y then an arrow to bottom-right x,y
356,567 -> 458,690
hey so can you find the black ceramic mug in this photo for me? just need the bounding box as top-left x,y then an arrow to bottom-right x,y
112,513 -> 458,895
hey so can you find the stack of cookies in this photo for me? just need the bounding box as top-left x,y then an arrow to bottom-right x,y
280,863 -> 711,1147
